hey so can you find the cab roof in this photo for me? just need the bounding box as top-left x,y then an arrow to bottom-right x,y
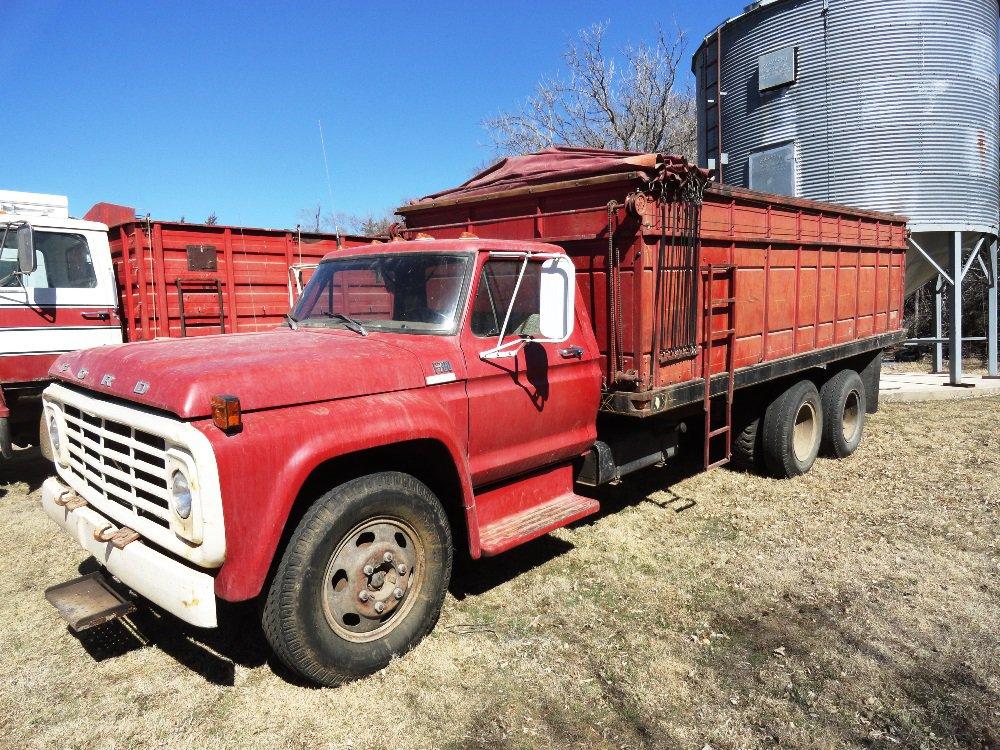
0,212 -> 108,233
319,237 -> 563,264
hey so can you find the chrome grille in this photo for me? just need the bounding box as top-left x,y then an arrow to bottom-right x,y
63,404 -> 172,528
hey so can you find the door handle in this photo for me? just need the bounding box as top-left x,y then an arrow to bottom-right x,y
81,311 -> 111,321
559,345 -> 584,359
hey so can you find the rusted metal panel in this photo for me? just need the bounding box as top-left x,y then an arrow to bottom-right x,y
107,219 -> 372,340
44,572 -> 135,632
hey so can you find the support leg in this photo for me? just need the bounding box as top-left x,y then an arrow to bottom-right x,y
988,238 -> 998,378
948,231 -> 963,386
933,275 -> 944,374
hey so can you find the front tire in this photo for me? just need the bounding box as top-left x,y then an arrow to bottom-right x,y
262,471 -> 452,687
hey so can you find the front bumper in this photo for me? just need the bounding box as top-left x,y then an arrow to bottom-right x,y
41,476 -> 217,628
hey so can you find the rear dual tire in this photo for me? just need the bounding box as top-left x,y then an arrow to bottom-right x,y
819,369 -> 866,459
739,369 -> 866,478
761,380 -> 823,478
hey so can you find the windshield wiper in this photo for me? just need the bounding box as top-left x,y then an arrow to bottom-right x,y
323,312 -> 368,336
284,312 -> 299,330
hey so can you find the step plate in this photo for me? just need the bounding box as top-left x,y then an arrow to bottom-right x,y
45,572 -> 135,632
479,494 -> 600,556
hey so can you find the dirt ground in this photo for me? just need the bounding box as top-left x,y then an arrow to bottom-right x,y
0,395 -> 996,750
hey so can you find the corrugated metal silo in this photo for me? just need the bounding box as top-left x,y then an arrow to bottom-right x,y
693,0 -> 1000,384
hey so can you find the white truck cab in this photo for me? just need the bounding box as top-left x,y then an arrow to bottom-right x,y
0,190 -> 122,458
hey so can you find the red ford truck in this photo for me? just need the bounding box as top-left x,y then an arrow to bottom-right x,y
38,150 -> 907,687
0,192 -> 365,460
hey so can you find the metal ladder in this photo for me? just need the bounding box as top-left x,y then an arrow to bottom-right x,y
701,264 -> 737,470
175,278 -> 226,337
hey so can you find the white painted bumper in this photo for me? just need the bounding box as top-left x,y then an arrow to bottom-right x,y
41,476 -> 218,628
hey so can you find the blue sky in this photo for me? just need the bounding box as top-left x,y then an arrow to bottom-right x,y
4,0 -> 745,229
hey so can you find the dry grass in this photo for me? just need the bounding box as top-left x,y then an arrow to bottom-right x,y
0,396 -> 997,750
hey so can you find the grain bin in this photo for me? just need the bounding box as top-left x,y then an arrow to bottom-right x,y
693,0 -> 1000,383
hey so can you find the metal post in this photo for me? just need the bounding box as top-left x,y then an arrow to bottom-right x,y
988,238 -> 999,378
948,231 -> 963,385
933,274 -> 944,374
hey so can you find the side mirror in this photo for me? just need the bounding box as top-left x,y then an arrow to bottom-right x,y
538,255 -> 575,342
16,224 -> 36,275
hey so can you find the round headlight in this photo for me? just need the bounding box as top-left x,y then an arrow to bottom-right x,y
170,469 -> 193,519
47,412 -> 62,457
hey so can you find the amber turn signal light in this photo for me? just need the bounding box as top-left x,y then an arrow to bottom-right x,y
211,395 -> 242,433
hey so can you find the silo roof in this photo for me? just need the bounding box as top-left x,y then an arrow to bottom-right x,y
693,0 -> 800,66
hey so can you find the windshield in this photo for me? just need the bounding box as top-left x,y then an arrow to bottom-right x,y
0,228 -> 97,289
292,252 -> 472,333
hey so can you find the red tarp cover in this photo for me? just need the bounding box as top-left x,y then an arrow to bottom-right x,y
410,147 -> 703,204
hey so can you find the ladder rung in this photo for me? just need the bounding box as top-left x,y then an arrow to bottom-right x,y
706,457 -> 731,470
710,298 -> 736,308
708,328 -> 736,339
702,265 -> 736,275
708,426 -> 731,438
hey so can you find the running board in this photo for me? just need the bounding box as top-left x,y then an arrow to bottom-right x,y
475,463 -> 600,556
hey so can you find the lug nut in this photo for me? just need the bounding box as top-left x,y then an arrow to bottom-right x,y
363,564 -> 374,576
374,602 -> 385,614
359,591 -> 370,602
383,552 -> 394,563
397,564 -> 407,576
393,588 -> 404,600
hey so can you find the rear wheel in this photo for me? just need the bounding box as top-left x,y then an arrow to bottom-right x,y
262,471 -> 452,687
819,369 -> 866,458
730,413 -> 763,472
761,380 -> 823,478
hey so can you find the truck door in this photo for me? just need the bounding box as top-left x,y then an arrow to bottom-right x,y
460,255 -> 600,487
0,227 -> 122,362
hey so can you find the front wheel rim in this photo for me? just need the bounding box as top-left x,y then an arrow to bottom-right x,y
792,401 -> 818,462
321,516 -> 425,643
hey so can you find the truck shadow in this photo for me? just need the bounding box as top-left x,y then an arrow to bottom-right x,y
72,558 -> 278,686
450,535 -> 575,600
575,452 -> 706,522
0,447 -> 50,498
68,451 -> 714,687
450,453 -> 706,601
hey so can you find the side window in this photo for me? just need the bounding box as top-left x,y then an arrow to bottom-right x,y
0,233 -> 18,287
471,259 -> 541,338
0,231 -> 96,289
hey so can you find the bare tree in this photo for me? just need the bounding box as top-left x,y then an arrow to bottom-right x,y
297,205 -> 396,237
483,22 -> 697,160
205,211 -> 218,226
298,203 -> 324,233
350,212 -> 397,236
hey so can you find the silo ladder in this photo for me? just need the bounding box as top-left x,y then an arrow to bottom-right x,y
701,264 -> 737,470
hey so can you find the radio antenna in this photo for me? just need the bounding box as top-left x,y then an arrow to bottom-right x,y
318,119 -> 341,240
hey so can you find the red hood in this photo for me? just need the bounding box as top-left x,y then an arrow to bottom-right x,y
49,329 -> 425,418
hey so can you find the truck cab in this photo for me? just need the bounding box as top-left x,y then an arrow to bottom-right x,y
0,191 -> 121,458
39,238 -> 602,686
